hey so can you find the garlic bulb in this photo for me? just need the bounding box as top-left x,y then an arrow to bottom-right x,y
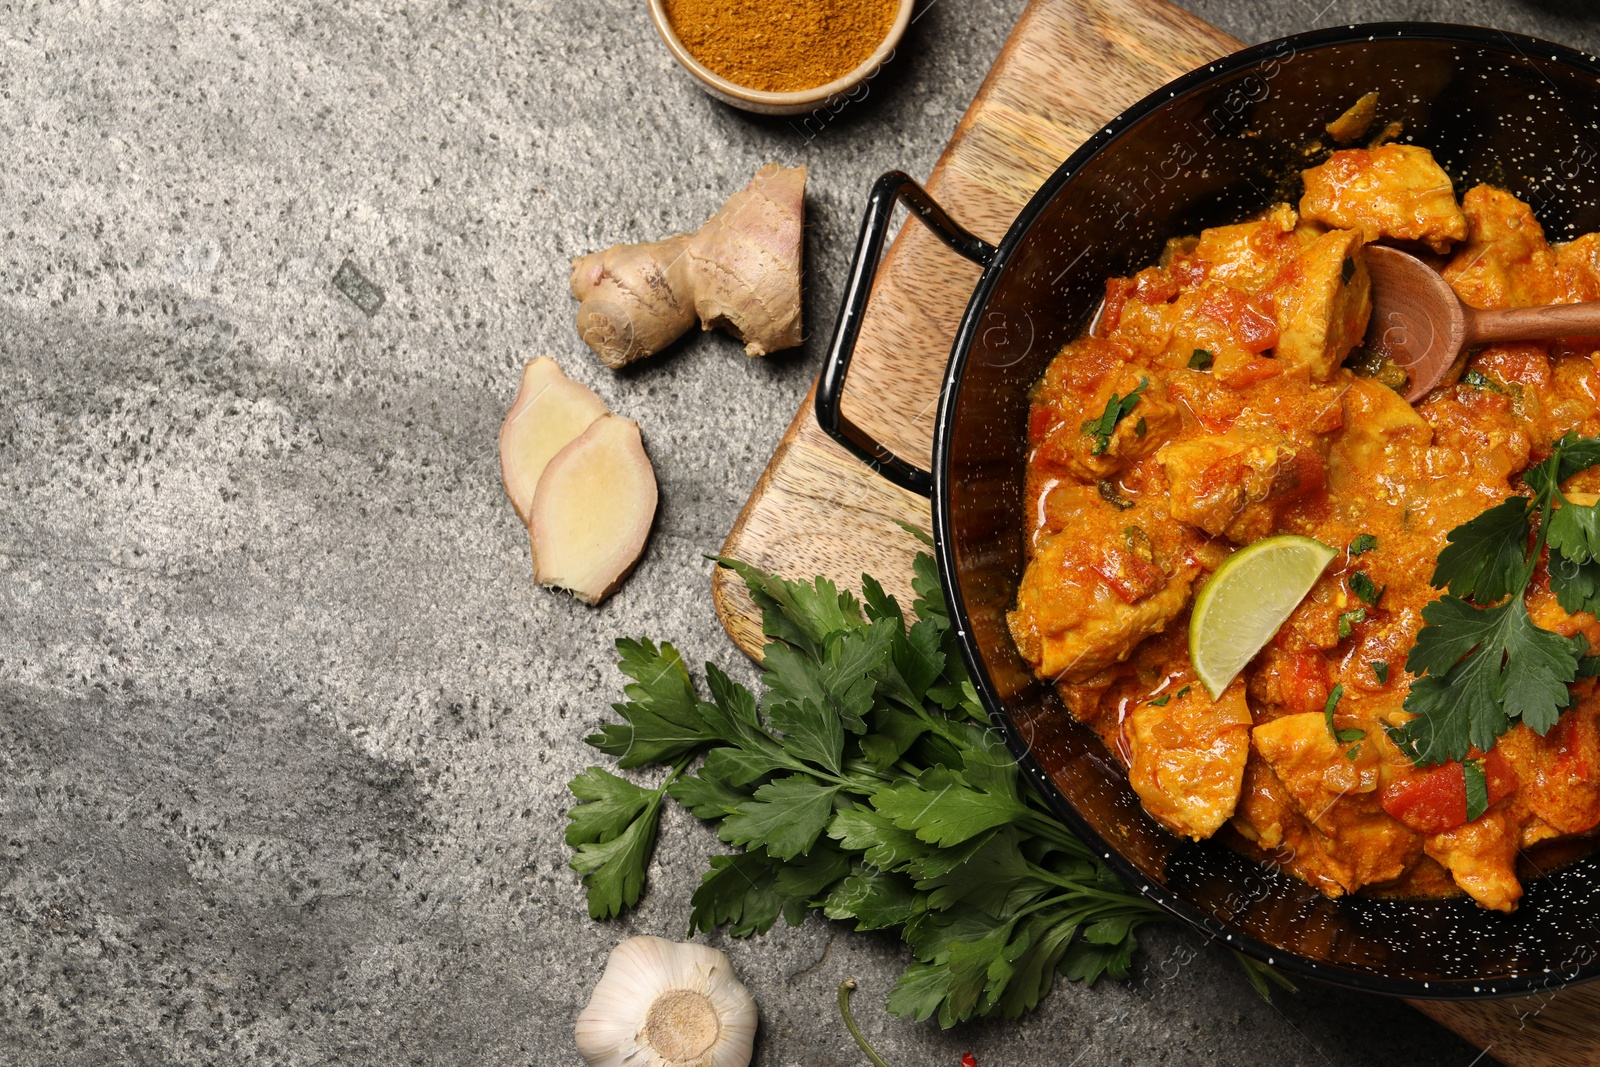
575,935 -> 758,1067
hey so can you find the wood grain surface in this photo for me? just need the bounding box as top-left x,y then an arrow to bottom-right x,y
711,0 -> 1600,1061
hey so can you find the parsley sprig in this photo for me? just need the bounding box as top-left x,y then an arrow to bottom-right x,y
1395,433 -> 1600,765
566,546 -> 1291,1025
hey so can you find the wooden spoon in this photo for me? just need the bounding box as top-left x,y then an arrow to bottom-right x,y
1362,244 -> 1600,402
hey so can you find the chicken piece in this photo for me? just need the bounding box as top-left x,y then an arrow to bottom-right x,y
1326,374 -> 1432,493
1555,232 -> 1600,304
1123,680 -> 1252,840
1009,508 -> 1201,683
1251,712 -> 1420,892
1157,429 -> 1326,544
1191,204 -> 1300,293
1497,701 -> 1600,838
1424,809 -> 1523,912
1229,758 -> 1366,900
1271,227 -> 1371,380
1300,144 -> 1468,253
1031,365 -> 1182,482
1442,185 -> 1561,309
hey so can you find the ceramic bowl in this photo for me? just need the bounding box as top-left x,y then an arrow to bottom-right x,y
819,22 -> 1600,997
646,0 -> 916,117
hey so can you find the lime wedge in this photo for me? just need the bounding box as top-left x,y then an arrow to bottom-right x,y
1189,534 -> 1337,699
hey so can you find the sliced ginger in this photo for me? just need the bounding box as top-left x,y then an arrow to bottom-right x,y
570,162 -> 805,368
531,415 -> 658,605
499,357 -> 658,605
499,357 -> 609,525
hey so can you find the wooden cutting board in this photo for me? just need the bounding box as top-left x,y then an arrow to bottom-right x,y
710,0 -> 1600,1061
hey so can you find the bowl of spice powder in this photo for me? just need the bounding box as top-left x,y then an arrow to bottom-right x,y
649,0 -> 914,115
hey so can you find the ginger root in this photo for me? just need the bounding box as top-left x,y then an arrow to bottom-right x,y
530,415 -> 658,605
499,357 -> 608,525
499,357 -> 659,605
570,162 -> 805,368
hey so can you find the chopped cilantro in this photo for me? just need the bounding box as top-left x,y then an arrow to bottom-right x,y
1371,661 -> 1390,684
1188,349 -> 1214,371
1349,571 -> 1384,606
1097,479 -> 1135,511
1349,533 -> 1378,556
1176,685 -> 1191,699
1149,694 -> 1171,707
1135,416 -> 1148,438
1337,608 -> 1366,639
1345,744 -> 1363,760
1461,368 -> 1507,394
1082,378 -> 1149,456
1323,685 -> 1367,744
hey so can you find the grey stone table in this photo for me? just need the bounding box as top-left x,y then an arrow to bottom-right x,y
3,1 -> 1597,1064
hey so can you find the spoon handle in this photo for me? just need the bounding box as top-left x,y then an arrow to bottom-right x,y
1467,301 -> 1600,346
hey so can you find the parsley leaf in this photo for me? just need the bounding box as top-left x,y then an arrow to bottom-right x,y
1371,660 -> 1390,684
1081,378 -> 1149,456
1547,497 -> 1600,565
567,762 -> 687,919
1188,349 -> 1214,371
1431,496 -> 1531,603
872,771 -> 1028,849
585,639 -> 717,768
719,774 -> 841,860
1348,533 -> 1378,555
1550,553 -> 1600,616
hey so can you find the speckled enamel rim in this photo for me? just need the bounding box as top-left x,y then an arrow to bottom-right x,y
931,22 -> 1600,999
646,0 -> 916,117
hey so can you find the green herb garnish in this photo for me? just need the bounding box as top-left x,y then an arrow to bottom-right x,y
1348,533 -> 1378,556
1176,685 -> 1191,699
1337,608 -> 1366,639
1322,683 -> 1365,743
1463,759 -> 1490,822
1149,694 -> 1170,706
1188,349 -> 1214,371
1349,570 -> 1384,606
1461,368 -> 1507,394
1097,479 -> 1135,511
1082,378 -> 1149,456
565,550 -> 1295,1027
1371,661 -> 1390,684
1393,432 -> 1600,766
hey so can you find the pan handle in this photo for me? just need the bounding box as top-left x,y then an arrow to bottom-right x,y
815,171 -> 997,499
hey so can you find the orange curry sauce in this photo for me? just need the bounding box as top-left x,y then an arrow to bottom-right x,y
1008,142 -> 1600,911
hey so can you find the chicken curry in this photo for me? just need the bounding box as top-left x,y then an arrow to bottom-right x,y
1009,138 -> 1600,912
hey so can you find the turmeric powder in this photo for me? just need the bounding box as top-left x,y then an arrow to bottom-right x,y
663,0 -> 898,93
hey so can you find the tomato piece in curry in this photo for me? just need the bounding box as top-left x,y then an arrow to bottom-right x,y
1009,141 -> 1600,912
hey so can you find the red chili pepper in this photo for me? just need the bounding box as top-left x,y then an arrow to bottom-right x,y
961,1054 -> 979,1067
